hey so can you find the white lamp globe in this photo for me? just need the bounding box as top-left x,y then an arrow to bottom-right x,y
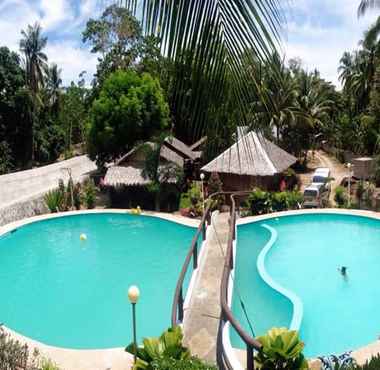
128,285 -> 140,304
200,173 -> 205,181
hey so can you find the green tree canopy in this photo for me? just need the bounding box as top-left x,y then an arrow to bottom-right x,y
87,70 -> 169,166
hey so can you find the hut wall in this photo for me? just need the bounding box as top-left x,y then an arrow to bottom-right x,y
218,173 -> 281,192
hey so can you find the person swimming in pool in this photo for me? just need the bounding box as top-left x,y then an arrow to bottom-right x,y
338,266 -> 348,276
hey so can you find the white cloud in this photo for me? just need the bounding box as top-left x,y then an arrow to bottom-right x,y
39,0 -> 74,30
0,0 -> 97,85
45,41 -> 98,85
283,0 -> 379,87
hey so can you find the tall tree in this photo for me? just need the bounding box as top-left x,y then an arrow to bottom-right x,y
19,22 -> 48,165
46,63 -> 62,116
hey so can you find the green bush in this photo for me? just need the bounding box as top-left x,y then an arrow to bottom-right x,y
254,327 -> 308,370
0,326 -> 58,370
126,326 -> 190,370
333,354 -> 380,370
179,182 -> 203,216
248,188 -> 272,215
40,359 -> 60,370
44,189 -> 65,213
151,357 -> 217,370
287,191 -> 303,210
334,186 -> 347,207
271,192 -> 289,212
247,188 -> 303,215
82,179 -> 97,209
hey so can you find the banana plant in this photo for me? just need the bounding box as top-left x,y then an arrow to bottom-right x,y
126,326 -> 191,370
254,327 -> 308,370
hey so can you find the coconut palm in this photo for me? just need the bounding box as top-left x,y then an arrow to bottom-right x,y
46,63 -> 62,115
122,0 -> 284,143
19,22 -> 48,165
359,0 -> 380,16
20,22 -> 48,94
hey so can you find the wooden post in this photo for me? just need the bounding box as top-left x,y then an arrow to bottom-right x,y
193,241 -> 198,269
247,344 -> 254,370
178,287 -> 184,323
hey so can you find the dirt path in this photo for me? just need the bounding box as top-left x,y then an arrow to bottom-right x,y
299,150 -> 347,205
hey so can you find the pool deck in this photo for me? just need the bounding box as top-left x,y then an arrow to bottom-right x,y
183,211 -> 230,363
0,209 -> 199,370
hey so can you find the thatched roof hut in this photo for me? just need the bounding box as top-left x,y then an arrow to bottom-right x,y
201,131 -> 297,191
104,137 -> 202,188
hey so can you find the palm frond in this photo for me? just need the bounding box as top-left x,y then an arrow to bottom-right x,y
358,0 -> 380,17
120,0 -> 285,142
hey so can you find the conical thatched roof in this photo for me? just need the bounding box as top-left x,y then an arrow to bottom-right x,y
201,132 -> 297,176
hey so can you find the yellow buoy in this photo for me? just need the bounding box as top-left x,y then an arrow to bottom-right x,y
80,233 -> 87,241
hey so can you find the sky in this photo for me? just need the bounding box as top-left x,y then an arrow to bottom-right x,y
0,0 -> 379,88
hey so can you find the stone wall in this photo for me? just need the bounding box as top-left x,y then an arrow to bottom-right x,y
0,155 -> 97,227
0,193 -> 48,226
0,155 -> 97,208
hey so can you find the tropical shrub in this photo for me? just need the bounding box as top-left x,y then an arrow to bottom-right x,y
44,189 -> 65,213
40,359 -> 60,370
0,326 -> 58,370
82,179 -> 96,209
332,354 -> 380,370
248,188 -> 272,215
334,186 -> 347,207
179,182 -> 203,217
206,172 -> 224,210
286,191 -> 304,210
254,327 -> 308,370
271,192 -> 289,212
151,357 -> 217,370
126,326 -> 190,370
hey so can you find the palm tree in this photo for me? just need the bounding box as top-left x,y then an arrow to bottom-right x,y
122,0 -> 284,145
20,22 -> 48,94
46,63 -> 62,115
358,0 -> 380,16
19,22 -> 48,165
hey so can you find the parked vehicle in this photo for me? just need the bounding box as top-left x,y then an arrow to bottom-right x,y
303,184 -> 327,208
311,167 -> 331,193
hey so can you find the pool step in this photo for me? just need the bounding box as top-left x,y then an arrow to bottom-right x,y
182,211 -> 230,364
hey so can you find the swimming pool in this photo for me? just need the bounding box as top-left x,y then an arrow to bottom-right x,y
231,212 -> 380,358
0,212 -> 195,349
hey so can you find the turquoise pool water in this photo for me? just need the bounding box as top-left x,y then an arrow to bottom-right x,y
0,213 -> 194,349
231,213 -> 380,357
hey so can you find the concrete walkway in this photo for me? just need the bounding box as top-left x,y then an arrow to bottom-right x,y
183,212 -> 230,363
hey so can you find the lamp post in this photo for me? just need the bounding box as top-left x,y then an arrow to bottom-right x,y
128,285 -> 140,364
347,163 -> 353,207
200,173 -> 205,214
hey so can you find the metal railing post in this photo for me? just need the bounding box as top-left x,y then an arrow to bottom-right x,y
247,344 -> 254,370
193,241 -> 198,269
202,221 -> 206,241
178,287 -> 184,323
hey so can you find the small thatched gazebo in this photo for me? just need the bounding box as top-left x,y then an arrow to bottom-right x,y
201,131 -> 297,191
104,136 -> 204,210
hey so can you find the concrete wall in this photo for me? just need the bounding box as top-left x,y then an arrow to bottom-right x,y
0,193 -> 47,226
0,155 -> 97,226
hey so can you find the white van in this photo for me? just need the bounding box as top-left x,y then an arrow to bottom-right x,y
312,168 -> 331,192
303,184 -> 326,208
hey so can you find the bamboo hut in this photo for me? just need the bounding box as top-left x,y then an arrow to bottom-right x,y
201,131 -> 297,191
